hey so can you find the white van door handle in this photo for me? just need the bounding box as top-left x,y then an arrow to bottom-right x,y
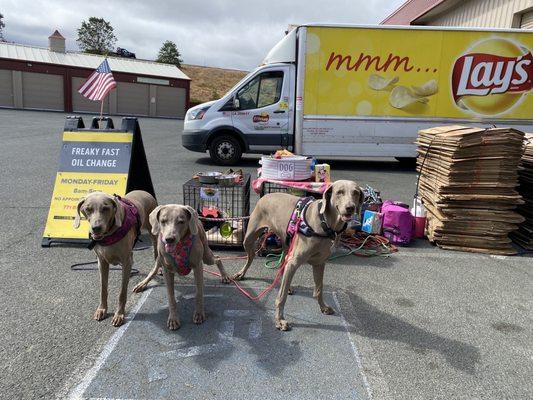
273,110 -> 286,114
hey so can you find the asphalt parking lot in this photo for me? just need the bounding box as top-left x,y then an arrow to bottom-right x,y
0,109 -> 532,400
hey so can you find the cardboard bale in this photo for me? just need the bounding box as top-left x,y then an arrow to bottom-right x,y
510,134 -> 533,250
417,126 -> 525,255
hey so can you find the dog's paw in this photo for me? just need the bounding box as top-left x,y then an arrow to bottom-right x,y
193,311 -> 206,325
288,287 -> 294,295
320,305 -> 335,315
167,316 -> 181,330
93,308 -> 107,321
132,282 -> 147,293
220,274 -> 231,284
232,272 -> 246,281
275,319 -> 291,331
112,313 -> 125,327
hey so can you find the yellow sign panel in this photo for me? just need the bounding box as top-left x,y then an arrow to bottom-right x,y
304,27 -> 533,119
43,131 -> 133,243
44,172 -> 128,239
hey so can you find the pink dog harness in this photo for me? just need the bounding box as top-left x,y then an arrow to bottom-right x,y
88,197 -> 140,249
163,235 -> 196,276
286,197 -> 315,245
286,196 -> 347,245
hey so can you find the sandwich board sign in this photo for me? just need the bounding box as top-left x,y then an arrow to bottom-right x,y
42,116 -> 155,247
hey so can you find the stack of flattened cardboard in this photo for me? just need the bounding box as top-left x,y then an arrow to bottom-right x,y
511,134 -> 533,250
416,125 -> 525,255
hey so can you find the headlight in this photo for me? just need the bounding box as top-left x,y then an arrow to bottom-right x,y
188,106 -> 210,120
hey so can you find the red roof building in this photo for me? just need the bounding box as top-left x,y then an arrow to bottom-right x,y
381,0 -> 445,25
381,0 -> 533,29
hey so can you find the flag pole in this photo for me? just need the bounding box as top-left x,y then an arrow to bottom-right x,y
99,98 -> 104,124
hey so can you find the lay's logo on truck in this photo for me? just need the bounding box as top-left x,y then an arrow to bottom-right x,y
452,38 -> 533,115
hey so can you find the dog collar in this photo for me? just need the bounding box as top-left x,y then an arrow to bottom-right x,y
318,208 -> 347,240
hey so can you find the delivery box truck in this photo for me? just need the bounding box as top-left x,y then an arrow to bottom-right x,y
182,24 -> 533,165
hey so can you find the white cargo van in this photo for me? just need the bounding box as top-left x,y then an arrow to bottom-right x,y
183,24 -> 532,165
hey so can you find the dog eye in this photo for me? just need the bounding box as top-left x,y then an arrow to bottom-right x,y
102,206 -> 110,211
177,220 -> 185,224
160,219 -> 167,224
337,190 -> 344,196
85,207 -> 92,213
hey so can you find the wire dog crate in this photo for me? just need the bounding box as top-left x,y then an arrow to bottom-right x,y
183,174 -> 250,247
259,181 -> 322,199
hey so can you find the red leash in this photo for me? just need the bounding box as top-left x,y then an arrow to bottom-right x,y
204,232 -> 299,301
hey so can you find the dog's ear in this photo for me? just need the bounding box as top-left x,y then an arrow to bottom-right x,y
112,196 -> 124,228
184,206 -> 199,235
357,187 -> 365,214
149,205 -> 164,235
73,197 -> 85,229
320,184 -> 334,214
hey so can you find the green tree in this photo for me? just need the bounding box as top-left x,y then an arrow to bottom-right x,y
76,17 -> 117,55
0,13 -> 5,41
156,40 -> 183,67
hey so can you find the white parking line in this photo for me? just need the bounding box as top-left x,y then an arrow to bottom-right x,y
67,288 -> 153,400
333,292 -> 373,400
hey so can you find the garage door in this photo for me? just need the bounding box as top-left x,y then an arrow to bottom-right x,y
117,82 -> 149,116
156,86 -> 186,118
0,69 -> 14,108
520,10 -> 533,28
22,72 -> 64,111
72,77 -> 109,114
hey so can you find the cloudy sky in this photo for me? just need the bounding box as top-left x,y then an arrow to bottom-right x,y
1,0 -> 404,70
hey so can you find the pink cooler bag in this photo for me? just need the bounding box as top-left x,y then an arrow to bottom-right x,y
381,200 -> 413,246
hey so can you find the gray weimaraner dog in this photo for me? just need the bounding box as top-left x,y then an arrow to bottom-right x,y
233,180 -> 364,331
133,204 -> 230,330
74,190 -> 157,327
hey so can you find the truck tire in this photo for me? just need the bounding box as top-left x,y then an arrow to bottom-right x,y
209,135 -> 243,165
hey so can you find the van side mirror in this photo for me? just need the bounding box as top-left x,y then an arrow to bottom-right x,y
233,96 -> 240,110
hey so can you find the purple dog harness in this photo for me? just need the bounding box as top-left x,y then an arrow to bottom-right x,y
88,197 -> 141,249
163,235 -> 196,276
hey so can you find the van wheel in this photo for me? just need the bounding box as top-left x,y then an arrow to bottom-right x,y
209,135 -> 243,165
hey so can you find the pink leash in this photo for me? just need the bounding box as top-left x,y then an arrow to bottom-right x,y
204,230 -> 300,301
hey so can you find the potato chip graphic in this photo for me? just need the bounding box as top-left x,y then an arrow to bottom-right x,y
412,79 -> 438,97
389,86 -> 429,109
368,74 -> 399,91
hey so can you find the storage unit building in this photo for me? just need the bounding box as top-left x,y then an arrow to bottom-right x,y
382,0 -> 533,29
0,30 -> 190,118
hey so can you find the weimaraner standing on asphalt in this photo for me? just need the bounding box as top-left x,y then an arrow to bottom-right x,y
133,204 -> 230,330
73,190 -> 158,327
233,180 -> 364,331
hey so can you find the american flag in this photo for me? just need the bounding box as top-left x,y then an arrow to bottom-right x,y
78,59 -> 116,101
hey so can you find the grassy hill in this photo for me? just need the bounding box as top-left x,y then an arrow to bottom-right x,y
181,64 -> 248,106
